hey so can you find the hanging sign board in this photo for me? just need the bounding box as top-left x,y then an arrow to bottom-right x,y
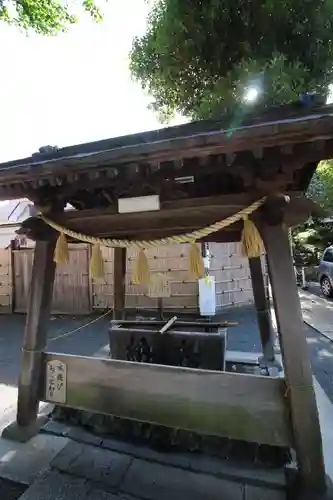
118,195 -> 160,214
45,360 -> 67,404
148,273 -> 171,298
199,275 -> 216,317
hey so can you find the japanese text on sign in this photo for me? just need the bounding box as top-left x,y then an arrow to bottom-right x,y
46,360 -> 67,404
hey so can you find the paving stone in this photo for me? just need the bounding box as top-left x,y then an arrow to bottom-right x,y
51,440 -> 80,471
132,445 -> 191,469
121,459 -> 244,500
41,420 -> 71,437
189,455 -> 286,488
86,487 -> 137,500
102,438 -> 191,469
87,491 -> 117,500
67,426 -> 103,446
245,484 -> 286,500
101,438 -> 138,456
52,441 -> 132,488
0,434 -> 68,485
19,469 -> 91,500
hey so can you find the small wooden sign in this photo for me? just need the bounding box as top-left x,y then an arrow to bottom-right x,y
118,195 -> 160,214
148,273 -> 171,298
45,360 -> 67,404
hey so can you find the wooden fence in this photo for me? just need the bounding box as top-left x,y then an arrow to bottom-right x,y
0,248 -> 12,313
13,245 -> 91,314
0,243 -> 267,315
93,244 -> 199,311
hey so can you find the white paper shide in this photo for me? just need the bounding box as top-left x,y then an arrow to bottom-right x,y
199,275 -> 216,316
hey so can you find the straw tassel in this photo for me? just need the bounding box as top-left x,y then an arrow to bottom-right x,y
241,216 -> 265,258
54,232 -> 69,265
132,249 -> 150,285
188,242 -> 205,279
90,244 -> 105,280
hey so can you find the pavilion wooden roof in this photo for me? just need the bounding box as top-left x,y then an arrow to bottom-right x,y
1,102 -> 332,242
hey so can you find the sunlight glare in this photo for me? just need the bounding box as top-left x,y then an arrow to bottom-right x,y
243,87 -> 259,103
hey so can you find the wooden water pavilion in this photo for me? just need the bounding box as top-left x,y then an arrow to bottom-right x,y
0,103 -> 332,496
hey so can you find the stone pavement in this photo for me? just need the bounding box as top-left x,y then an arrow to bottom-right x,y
297,289 -> 333,486
0,399 -> 67,476
315,379 -> 333,486
19,424 -> 287,500
298,290 -> 333,404
300,289 -> 333,342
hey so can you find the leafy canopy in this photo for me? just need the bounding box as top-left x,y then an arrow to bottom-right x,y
308,160 -> 333,210
292,160 -> 333,266
130,0 -> 333,121
0,0 -> 103,35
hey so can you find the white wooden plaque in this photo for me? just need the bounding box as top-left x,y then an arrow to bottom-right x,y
148,273 -> 171,298
118,195 -> 160,214
46,360 -> 67,404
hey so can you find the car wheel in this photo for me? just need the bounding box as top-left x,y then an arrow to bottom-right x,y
321,276 -> 333,297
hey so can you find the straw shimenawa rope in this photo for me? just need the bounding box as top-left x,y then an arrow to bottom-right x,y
40,197 -> 266,282
41,198 -> 266,248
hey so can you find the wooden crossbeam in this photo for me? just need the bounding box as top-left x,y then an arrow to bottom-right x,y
40,352 -> 292,447
18,193 -> 325,242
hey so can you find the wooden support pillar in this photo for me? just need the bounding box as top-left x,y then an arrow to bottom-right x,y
261,223 -> 326,491
3,239 -> 56,441
9,240 -> 16,313
113,247 -> 126,320
248,256 -> 275,361
157,297 -> 165,320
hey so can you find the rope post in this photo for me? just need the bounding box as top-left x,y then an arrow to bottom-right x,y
3,240 -> 57,442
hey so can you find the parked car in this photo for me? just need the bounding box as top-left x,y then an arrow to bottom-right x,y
318,246 -> 333,297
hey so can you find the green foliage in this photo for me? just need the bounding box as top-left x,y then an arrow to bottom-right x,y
130,0 -> 333,121
309,160 -> 333,210
131,0 -> 333,266
0,0 -> 103,35
82,0 -> 104,22
293,160 -> 333,266
292,219 -> 333,266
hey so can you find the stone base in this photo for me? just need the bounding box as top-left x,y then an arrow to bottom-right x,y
304,477 -> 333,500
285,466 -> 333,500
51,406 -> 292,469
258,356 -> 283,377
2,415 -> 49,443
293,482 -> 333,500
